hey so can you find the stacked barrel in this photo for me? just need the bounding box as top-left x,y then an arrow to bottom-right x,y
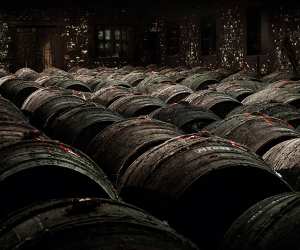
0,65 -> 300,250
0,67 -> 197,250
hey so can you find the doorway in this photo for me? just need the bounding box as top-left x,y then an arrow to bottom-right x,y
143,31 -> 161,65
13,26 -> 63,72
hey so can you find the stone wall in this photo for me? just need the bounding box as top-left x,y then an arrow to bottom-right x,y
0,3 -> 299,72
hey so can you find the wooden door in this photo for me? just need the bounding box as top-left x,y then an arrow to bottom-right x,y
143,31 -> 161,65
13,26 -> 63,72
15,27 -> 39,70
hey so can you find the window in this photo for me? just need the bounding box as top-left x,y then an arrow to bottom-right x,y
166,23 -> 180,56
201,16 -> 216,55
247,7 -> 261,55
97,27 -> 129,57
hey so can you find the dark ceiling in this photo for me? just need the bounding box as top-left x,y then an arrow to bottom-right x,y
1,0 -> 299,10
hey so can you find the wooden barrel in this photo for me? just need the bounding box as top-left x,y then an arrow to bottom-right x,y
181,73 -> 219,91
0,75 -> 17,87
21,88 -> 85,117
73,74 -> 96,84
0,121 -> 46,147
263,81 -> 300,94
183,90 -> 241,118
47,105 -> 123,150
70,67 -> 97,75
136,74 -> 161,84
30,95 -> 87,128
146,64 -> 158,70
55,79 -> 91,92
221,71 -> 260,83
43,67 -> 71,77
243,88 -> 300,109
206,113 -> 300,155
215,84 -> 254,101
119,133 -> 291,250
263,138 -> 300,190
188,66 -> 210,74
214,80 -> 263,101
43,103 -> 98,133
121,72 -> 146,86
262,70 -> 298,83
86,117 -> 182,183
22,88 -> 67,114
218,79 -> 264,91
165,71 -> 189,83
0,198 -> 198,250
108,94 -> 166,117
0,79 -> 40,108
227,102 -> 300,129
265,79 -> 299,88
99,79 -> 132,90
0,139 -> 118,216
137,75 -> 173,92
150,103 -> 220,133
211,68 -> 235,80
159,67 -> 175,74
65,89 -> 92,100
91,86 -> 133,107
150,84 -> 193,104
0,68 -> 8,78
0,96 -> 28,122
221,193 -> 300,250
279,83 -> 300,93
86,77 -> 108,91
15,68 -> 39,81
37,75 -> 71,86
